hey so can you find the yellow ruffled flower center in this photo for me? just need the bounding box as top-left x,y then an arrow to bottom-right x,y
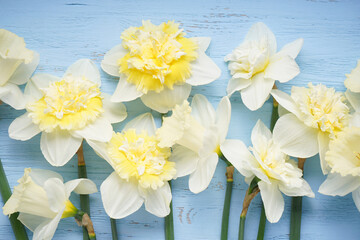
108,129 -> 176,189
27,76 -> 103,132
292,83 -> 349,137
118,20 -> 198,93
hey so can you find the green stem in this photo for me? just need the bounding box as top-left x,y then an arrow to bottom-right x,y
110,218 -> 118,240
77,143 -> 90,240
290,197 -> 302,240
256,204 -> 266,240
290,158 -> 306,240
0,159 -> 29,240
221,165 -> 234,240
238,216 -> 246,240
165,181 -> 174,240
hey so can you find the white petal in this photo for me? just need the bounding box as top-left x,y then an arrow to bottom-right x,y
24,73 -> 61,102
345,90 -> 360,111
29,169 -> 63,187
139,182 -> 172,217
258,181 -> 284,223
277,38 -> 304,59
190,37 -> 211,52
265,55 -> 300,83
270,89 -> 300,117
141,84 -> 191,113
101,44 -> 127,77
251,119 -> 272,146
319,173 -> 360,196
318,132 -> 330,175
64,59 -> 100,85
123,113 -> 156,136
279,179 -> 314,198
40,130 -> 82,167
241,73 -> 275,111
8,51 -> 39,85
0,57 -> 23,86
220,139 -> 255,178
216,96 -> 231,143
189,153 -> 218,194
245,22 -> 277,56
344,60 -> 360,93
8,113 -> 41,140
73,116 -> 113,142
102,93 -> 127,123
170,145 -> 199,178
86,139 -> 113,167
65,179 -> 98,197
0,83 -> 26,109
43,178 -> 67,213
191,94 -> 216,127
111,74 -> 143,102
273,113 -> 319,158
33,211 -> 62,240
18,213 -> 48,232
100,172 -> 143,219
352,187 -> 360,211
186,52 -> 221,86
226,77 -> 251,97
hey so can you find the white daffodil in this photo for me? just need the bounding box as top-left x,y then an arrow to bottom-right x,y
3,168 -> 97,240
271,83 -> 349,174
8,59 -> 127,166
225,22 -> 303,111
101,20 -> 221,113
345,88 -> 360,127
87,113 -> 193,218
319,127 -> 360,212
156,94 -> 231,193
344,60 -> 360,93
221,120 -> 314,223
0,29 -> 39,109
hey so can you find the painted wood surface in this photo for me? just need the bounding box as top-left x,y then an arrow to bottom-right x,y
1,0 -> 360,239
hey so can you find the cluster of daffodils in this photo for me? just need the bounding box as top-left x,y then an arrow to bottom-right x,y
1,19 -> 360,240
318,62 -> 360,211
3,168 -> 97,240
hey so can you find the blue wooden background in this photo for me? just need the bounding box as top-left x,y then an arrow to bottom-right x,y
1,0 -> 360,239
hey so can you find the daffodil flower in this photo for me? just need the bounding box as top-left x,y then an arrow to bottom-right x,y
225,22 -> 303,111
87,113 -> 193,218
101,20 -> 221,113
221,120 -> 314,223
156,94 -> 231,193
271,83 -> 349,174
0,29 -> 39,109
8,59 -> 127,166
319,126 -> 360,212
3,168 -> 97,240
344,60 -> 360,93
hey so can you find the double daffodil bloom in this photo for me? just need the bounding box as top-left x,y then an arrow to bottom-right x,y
8,59 -> 127,166
101,20 -> 221,113
156,94 -> 231,193
319,126 -> 360,212
87,113 -> 191,218
0,29 -> 39,109
3,168 -> 97,240
221,120 -> 314,223
271,83 -> 349,174
225,22 -> 303,111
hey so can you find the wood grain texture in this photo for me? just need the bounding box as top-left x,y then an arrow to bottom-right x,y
1,0 -> 360,239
